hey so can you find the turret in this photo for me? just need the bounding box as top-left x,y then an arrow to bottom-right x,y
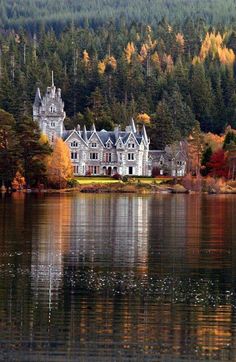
32,73 -> 66,141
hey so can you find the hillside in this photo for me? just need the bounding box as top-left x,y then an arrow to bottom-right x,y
1,0 -> 236,31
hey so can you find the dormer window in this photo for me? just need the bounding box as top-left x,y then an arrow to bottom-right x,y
91,142 -> 97,148
106,141 -> 112,148
71,141 -> 78,148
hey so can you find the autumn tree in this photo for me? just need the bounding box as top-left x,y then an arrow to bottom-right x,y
47,138 -> 73,188
207,149 -> 229,178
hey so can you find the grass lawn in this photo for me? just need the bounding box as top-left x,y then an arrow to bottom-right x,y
76,177 -> 122,184
75,177 -> 173,185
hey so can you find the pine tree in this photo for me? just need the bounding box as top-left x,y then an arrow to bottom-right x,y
151,99 -> 180,149
165,87 -> 195,137
16,116 -> 51,186
0,109 -> 19,187
190,63 -> 214,131
201,146 -> 213,176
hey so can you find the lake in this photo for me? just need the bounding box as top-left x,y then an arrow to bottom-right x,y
0,192 -> 236,361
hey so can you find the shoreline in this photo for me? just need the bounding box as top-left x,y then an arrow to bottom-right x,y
2,182 -> 236,195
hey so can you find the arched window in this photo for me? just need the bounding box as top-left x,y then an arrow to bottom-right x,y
49,104 -> 56,113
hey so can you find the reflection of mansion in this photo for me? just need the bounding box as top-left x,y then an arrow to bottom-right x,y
33,77 -> 186,177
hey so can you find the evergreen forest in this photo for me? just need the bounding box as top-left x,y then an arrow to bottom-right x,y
1,1 -> 236,153
1,0 -> 236,31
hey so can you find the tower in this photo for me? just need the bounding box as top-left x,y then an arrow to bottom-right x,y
33,72 -> 66,141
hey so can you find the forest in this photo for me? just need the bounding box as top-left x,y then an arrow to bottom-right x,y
1,20 -> 236,144
1,2 -> 236,185
1,0 -> 236,32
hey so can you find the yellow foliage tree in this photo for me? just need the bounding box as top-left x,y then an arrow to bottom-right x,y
98,60 -> 106,75
124,42 -> 136,64
47,138 -> 73,188
163,53 -> 174,73
138,44 -> 148,63
39,133 -> 49,145
82,49 -> 90,66
104,55 -> 117,70
176,33 -> 185,53
194,32 -> 235,65
11,171 -> 26,190
203,132 -> 225,151
137,113 -> 151,124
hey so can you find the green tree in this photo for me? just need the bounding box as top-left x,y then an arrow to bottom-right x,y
201,146 -> 213,176
16,116 -> 51,186
0,109 -> 19,187
151,99 -> 179,149
190,63 -> 213,132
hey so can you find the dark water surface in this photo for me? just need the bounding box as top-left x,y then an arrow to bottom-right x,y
0,193 -> 236,361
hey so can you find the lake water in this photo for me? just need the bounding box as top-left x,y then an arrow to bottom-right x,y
0,192 -> 236,361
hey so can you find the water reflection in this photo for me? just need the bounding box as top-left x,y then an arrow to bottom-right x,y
0,193 -> 236,360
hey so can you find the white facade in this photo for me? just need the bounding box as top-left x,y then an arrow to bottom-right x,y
63,122 -> 150,176
33,80 -> 150,176
33,73 -> 65,143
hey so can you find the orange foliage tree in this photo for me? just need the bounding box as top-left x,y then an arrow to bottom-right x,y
203,132 -> 225,151
46,138 -> 73,188
11,171 -> 26,190
136,113 -> 151,124
193,32 -> 235,66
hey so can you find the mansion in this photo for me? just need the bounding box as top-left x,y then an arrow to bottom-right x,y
33,77 -> 186,177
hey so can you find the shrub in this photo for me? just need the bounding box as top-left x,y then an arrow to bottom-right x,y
122,175 -> 129,182
112,173 -> 122,180
67,178 -> 78,188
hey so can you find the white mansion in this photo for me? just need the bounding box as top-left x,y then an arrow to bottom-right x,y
33,77 -> 150,176
33,77 -> 186,177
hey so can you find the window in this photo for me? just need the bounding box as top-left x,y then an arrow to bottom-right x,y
50,104 -> 56,113
128,143 -> 135,148
73,165 -> 79,174
160,160 -> 163,166
129,166 -> 133,175
117,142 -> 122,148
71,141 -> 78,148
88,165 -> 100,174
93,166 -> 99,175
128,153 -> 135,160
51,122 -> 55,127
119,153 -> 123,162
106,141 -> 112,148
71,152 -> 78,160
105,153 -> 112,162
90,153 -> 98,160
91,142 -> 97,148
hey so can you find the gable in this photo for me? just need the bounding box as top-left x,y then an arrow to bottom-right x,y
88,132 -> 104,147
64,130 -> 88,147
124,132 -> 139,148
